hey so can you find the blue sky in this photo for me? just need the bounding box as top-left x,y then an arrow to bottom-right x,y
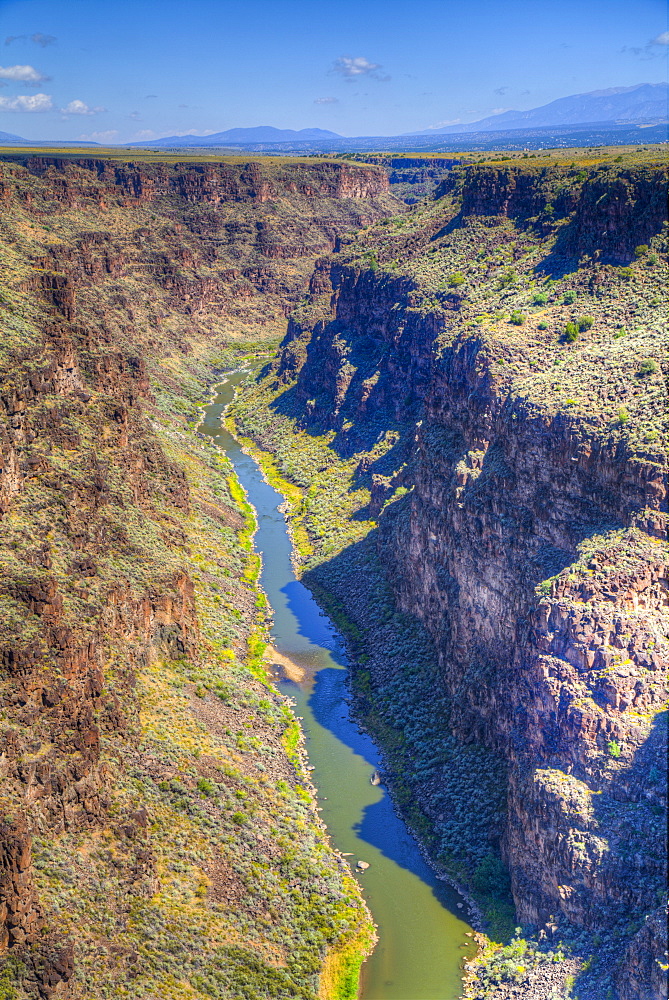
0,0 -> 666,142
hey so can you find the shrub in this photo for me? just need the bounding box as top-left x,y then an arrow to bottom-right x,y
231,811 -> 246,825
532,292 -> 548,305
448,271 -> 465,288
577,315 -> 594,332
197,778 -> 216,797
562,290 -> 576,304
638,358 -> 658,376
619,267 -> 634,280
472,855 -> 511,897
608,740 -> 622,758
634,244 -> 649,258
499,268 -> 517,288
564,322 -> 579,343
617,407 -> 630,425
509,310 -> 525,326
537,321 -> 548,330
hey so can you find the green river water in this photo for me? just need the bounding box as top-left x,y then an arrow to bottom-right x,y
199,371 -> 474,999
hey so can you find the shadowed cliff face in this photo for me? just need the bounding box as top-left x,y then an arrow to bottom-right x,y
0,157 -> 394,997
239,158 -> 668,998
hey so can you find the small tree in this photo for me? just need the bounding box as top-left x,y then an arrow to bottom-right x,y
499,268 -> 517,289
510,310 -> 525,326
562,290 -> 576,305
638,358 -> 658,376
564,322 -> 579,343
577,315 -> 594,332
448,271 -> 465,288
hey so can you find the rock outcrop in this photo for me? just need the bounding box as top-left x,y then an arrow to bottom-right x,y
254,156 -> 668,997
0,154 -> 390,997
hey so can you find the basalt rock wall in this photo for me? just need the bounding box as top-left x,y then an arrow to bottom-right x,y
275,161 -> 668,997
436,163 -> 668,260
0,156 -> 398,341
0,156 -> 394,996
0,307 -> 195,993
8,156 -> 389,206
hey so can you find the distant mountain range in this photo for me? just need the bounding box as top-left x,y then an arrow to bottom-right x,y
411,83 -> 668,135
0,129 -> 25,143
138,126 -> 343,147
0,84 -> 666,151
0,131 -> 99,147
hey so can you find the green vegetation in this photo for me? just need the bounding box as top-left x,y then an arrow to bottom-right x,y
499,267 -> 517,288
0,154 -> 380,999
638,358 -> 658,376
231,147 -> 667,1000
0,145 -> 665,1000
231,375 -> 511,938
467,932 -> 576,998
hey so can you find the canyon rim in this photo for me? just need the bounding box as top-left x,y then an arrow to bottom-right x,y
0,139 -> 666,1000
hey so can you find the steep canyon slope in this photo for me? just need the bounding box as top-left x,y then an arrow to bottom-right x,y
232,156 -> 668,999
0,155 -> 398,998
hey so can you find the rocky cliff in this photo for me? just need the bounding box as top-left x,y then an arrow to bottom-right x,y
233,154 -> 668,999
0,155 -> 392,998
0,155 -> 397,344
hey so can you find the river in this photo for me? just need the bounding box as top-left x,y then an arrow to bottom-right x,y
199,371 -> 474,1000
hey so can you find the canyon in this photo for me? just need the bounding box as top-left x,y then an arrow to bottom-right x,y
0,148 -> 666,999
0,155 -> 396,998
232,156 -> 668,998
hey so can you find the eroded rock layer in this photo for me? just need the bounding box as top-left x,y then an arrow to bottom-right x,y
0,155 -> 394,998
236,156 -> 668,998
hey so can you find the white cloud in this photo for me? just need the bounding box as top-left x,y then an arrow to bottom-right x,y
61,99 -> 107,116
314,96 -> 338,104
0,92 -> 53,111
133,129 -> 157,139
0,63 -> 48,82
651,31 -> 669,45
490,107 -> 510,115
79,129 -> 119,142
331,56 -> 390,81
